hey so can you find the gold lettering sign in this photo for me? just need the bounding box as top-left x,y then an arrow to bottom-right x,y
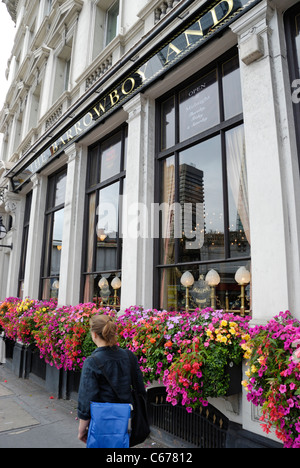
12,0 -> 256,190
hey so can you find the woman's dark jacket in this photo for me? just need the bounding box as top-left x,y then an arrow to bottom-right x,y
77,346 -> 146,421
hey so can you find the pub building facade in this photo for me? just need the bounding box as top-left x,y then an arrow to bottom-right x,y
0,0 -> 300,446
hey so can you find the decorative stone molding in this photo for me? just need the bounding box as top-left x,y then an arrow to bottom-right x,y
154,0 -> 181,23
45,104 -> 63,130
85,55 -> 113,90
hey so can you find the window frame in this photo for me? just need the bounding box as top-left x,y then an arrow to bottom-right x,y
154,48 -> 251,310
284,2 -> 300,170
18,191 -> 32,298
81,124 -> 127,305
105,0 -> 120,46
40,167 -> 67,300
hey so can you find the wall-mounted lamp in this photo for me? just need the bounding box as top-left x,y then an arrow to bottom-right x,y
180,271 -> 195,311
205,269 -> 221,310
111,277 -> 122,308
235,266 -> 251,316
0,216 -> 12,250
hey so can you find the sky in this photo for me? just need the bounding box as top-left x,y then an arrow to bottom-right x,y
0,2 -> 16,109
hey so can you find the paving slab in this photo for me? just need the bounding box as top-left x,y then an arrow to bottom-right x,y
0,399 -> 39,433
0,384 -> 13,397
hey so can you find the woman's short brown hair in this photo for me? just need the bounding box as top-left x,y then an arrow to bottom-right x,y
90,315 -> 117,347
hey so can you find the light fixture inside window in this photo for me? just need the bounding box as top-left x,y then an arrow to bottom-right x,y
111,276 -> 121,308
111,277 -> 121,290
180,271 -> 195,311
97,228 -> 107,242
235,266 -> 251,286
98,277 -> 109,289
205,269 -> 221,310
235,266 -> 251,316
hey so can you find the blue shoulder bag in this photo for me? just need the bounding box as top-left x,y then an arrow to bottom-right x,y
87,357 -> 133,449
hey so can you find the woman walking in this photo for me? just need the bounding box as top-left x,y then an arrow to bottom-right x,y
77,315 -> 147,447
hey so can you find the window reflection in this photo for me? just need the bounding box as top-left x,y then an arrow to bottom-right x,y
295,14 -> 300,76
84,273 -> 121,309
161,96 -> 175,150
222,55 -> 243,120
157,53 -> 250,312
51,209 -> 64,276
55,169 -> 67,206
226,125 -> 250,257
96,183 -> 120,272
179,136 -> 224,262
41,170 -> 67,300
100,132 -> 122,182
83,126 -> 127,305
160,156 -> 175,265
105,0 -> 120,46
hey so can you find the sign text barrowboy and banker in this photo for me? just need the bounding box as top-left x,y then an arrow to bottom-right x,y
12,0 -> 255,189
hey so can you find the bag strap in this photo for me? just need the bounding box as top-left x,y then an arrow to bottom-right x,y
125,349 -> 138,390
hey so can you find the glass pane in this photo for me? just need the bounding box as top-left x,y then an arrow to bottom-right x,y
42,278 -> 60,301
179,136 -> 224,263
96,183 -> 119,271
226,125 -> 251,257
85,192 -> 97,272
100,132 -> 121,182
55,171 -> 67,206
222,55 -> 243,120
160,156 -> 176,265
43,215 -> 52,277
161,96 -> 175,149
295,14 -> 300,76
106,0 -> 119,45
84,273 -> 121,308
19,227 -> 29,280
179,69 -> 219,142
24,192 -> 32,225
159,260 -> 251,313
50,209 -> 64,276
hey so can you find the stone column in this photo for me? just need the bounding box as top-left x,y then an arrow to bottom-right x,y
24,174 -> 48,299
121,93 -> 155,310
231,0 -> 300,324
58,143 -> 87,306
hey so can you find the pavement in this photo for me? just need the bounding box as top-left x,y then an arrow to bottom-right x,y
0,364 -> 167,449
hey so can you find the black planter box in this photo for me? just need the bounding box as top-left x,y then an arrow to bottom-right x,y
11,342 -> 25,378
4,337 -> 15,360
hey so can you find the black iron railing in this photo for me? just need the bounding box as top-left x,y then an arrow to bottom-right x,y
147,387 -> 228,448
